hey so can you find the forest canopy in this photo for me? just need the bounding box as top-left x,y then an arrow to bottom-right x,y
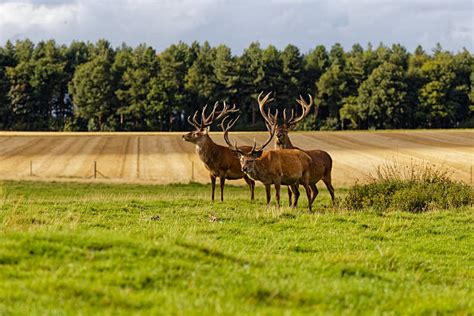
0,39 -> 472,131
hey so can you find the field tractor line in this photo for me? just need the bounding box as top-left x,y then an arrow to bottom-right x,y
123,136 -> 137,179
137,136 -> 141,179
140,137 -> 163,180
86,136 -> 110,179
40,138 -> 75,178
31,137 -> 80,177
377,132 -> 473,148
347,132 -> 474,165
96,135 -> 125,179
166,136 -> 196,182
329,133 -> 470,170
413,148 -> 473,172
57,137 -> 96,178
405,131 -> 474,146
330,133 -> 402,151
301,134 -> 391,166
0,138 -> 53,176
294,134 -> 350,152
321,134 -> 448,168
162,137 -> 195,183
142,136 -> 161,180
143,136 -> 167,181
144,136 -> 178,182
0,137 -> 11,147
0,137 -> 39,160
118,136 -> 132,178
45,137 -> 88,179
69,137 -> 106,179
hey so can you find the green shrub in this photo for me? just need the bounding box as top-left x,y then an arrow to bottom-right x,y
344,161 -> 473,212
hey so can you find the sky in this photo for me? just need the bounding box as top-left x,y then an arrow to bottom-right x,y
0,0 -> 472,54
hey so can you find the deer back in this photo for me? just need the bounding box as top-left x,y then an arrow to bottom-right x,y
254,149 -> 312,184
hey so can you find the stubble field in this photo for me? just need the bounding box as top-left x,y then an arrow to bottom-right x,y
0,129 -> 472,186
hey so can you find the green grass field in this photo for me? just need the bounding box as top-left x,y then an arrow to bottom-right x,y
0,181 -> 472,315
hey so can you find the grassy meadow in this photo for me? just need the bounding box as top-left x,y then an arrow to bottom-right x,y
0,181 -> 473,315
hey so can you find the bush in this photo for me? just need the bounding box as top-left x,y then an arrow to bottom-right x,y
344,161 -> 473,212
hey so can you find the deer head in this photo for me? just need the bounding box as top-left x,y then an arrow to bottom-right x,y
220,111 -> 277,174
182,101 -> 238,144
258,92 -> 315,147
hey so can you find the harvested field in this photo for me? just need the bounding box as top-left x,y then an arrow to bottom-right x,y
0,130 -> 472,186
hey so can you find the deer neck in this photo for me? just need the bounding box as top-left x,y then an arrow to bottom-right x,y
195,135 -> 219,165
275,135 -> 294,149
248,155 -> 271,183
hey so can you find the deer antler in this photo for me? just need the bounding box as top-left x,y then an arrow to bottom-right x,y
200,102 -> 220,127
258,91 -> 277,126
254,110 -> 278,152
220,115 -> 244,154
214,101 -> 239,121
221,109 -> 277,154
187,112 -> 200,129
284,94 -> 313,126
187,101 -> 235,130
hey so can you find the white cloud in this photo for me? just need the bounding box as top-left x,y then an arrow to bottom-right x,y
0,0 -> 471,53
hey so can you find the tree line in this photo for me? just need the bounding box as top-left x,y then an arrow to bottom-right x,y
0,39 -> 472,131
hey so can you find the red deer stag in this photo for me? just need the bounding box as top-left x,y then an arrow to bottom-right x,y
220,114 -> 314,212
258,92 -> 335,206
182,102 -> 255,202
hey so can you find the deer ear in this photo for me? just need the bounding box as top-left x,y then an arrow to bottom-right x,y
288,124 -> 297,131
204,127 -> 210,134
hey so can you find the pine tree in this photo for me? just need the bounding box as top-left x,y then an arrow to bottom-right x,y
280,44 -> 303,104
154,42 -> 195,131
237,42 -> 265,126
356,62 -> 409,129
316,64 -> 348,129
115,44 -> 159,130
69,55 -> 116,131
185,42 -> 217,107
0,40 -> 16,129
302,45 -> 329,96
212,44 -> 238,102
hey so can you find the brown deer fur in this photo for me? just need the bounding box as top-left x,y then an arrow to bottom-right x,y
221,116 -> 314,212
182,103 -> 255,202
275,125 -> 335,205
240,149 -> 313,211
258,92 -> 335,206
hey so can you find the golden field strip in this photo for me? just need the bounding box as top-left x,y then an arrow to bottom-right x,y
0,130 -> 472,187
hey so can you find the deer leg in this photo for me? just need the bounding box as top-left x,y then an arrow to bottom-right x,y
293,183 -> 300,208
290,184 -> 300,208
310,183 -> 319,205
287,186 -> 292,206
251,181 -> 255,201
274,182 -> 281,208
210,175 -> 216,202
265,184 -> 272,206
303,182 -> 313,213
219,176 -> 225,202
323,177 -> 335,204
244,175 -> 255,202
